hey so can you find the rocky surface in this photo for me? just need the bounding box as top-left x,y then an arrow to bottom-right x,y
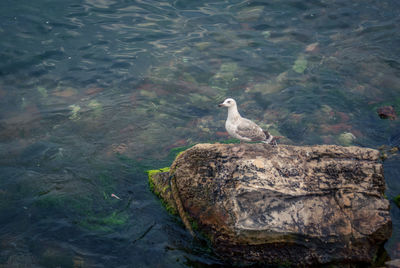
149,143 -> 392,266
386,259 -> 400,268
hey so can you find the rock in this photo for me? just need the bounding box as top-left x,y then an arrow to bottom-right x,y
236,6 -> 264,22
52,87 -> 77,98
337,132 -> 357,146
149,143 -> 392,266
262,30 -> 271,39
68,104 -> 81,121
85,86 -> 104,95
37,86 -> 48,98
88,100 -> 102,117
292,55 -> 308,73
377,106 -> 397,120
148,167 -> 177,215
210,62 -> 240,87
195,42 -> 211,51
305,42 -> 319,52
386,259 -> 400,268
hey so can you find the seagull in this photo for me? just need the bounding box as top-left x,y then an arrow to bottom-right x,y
218,98 -> 274,144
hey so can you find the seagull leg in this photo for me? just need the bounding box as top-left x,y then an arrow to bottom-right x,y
272,139 -> 278,147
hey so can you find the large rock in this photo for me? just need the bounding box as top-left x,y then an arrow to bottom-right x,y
149,143 -> 392,266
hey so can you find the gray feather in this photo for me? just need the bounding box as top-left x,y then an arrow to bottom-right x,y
236,118 -> 266,141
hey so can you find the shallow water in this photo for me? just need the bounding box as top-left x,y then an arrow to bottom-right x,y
0,0 -> 400,266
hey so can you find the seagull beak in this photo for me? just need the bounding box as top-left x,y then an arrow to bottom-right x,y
218,103 -> 224,107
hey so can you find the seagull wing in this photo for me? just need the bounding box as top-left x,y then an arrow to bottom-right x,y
236,118 -> 266,141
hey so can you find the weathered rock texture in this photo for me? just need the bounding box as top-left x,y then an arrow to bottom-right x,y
150,143 -> 392,266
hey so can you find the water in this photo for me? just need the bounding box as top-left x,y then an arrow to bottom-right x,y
0,0 -> 400,266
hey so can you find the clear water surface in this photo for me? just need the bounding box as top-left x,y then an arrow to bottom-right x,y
0,0 -> 400,267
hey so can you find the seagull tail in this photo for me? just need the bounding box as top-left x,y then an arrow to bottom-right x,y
262,133 -> 283,145
262,130 -> 275,144
262,135 -> 274,144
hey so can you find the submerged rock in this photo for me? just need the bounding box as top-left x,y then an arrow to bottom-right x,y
68,104 -> 81,121
337,131 -> 356,146
292,55 -> 308,74
88,100 -> 102,118
305,42 -> 319,52
37,86 -> 48,98
52,87 -> 77,98
149,143 -> 392,266
210,62 -> 240,87
377,106 -> 397,120
386,259 -> 400,268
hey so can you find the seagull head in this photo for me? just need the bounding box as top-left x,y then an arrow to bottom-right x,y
218,98 -> 236,108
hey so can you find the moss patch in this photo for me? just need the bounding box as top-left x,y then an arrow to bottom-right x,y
147,167 -> 170,176
292,55 -> 308,74
167,145 -> 194,161
216,138 -> 241,144
147,167 -> 170,185
147,167 -> 177,215
147,167 -> 170,192
394,195 -> 400,208
79,211 -> 129,232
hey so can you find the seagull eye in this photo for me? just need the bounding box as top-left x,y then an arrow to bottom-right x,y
227,101 -> 231,103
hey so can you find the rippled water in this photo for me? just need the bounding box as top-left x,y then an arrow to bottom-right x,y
1,0 -> 400,266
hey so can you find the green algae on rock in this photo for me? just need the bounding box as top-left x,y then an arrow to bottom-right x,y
337,132 -> 356,146
147,165 -> 196,236
292,55 -> 308,73
37,86 -> 48,98
68,104 -> 81,121
394,195 -> 400,208
147,167 -> 177,215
